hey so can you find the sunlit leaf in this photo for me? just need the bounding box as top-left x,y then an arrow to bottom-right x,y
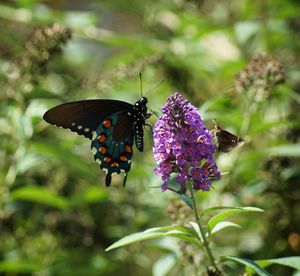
267,144 -> 300,157
207,207 -> 263,232
153,254 -> 177,276
105,225 -> 200,251
255,257 -> 300,271
10,185 -> 69,209
220,256 -> 271,276
234,21 -> 262,44
0,260 -> 40,273
70,186 -> 107,206
210,221 -> 241,235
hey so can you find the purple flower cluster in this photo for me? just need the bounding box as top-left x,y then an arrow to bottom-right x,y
153,93 -> 220,192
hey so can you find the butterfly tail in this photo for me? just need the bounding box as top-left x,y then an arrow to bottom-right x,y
105,174 -> 112,187
123,173 -> 128,187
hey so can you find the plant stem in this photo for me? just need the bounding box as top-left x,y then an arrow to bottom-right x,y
188,182 -> 219,272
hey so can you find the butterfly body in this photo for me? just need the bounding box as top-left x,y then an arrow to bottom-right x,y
214,123 -> 244,153
43,97 -> 150,186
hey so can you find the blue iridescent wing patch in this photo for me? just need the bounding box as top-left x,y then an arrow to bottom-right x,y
91,111 -> 134,187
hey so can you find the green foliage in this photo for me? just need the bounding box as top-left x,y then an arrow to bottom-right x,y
0,0 -> 300,275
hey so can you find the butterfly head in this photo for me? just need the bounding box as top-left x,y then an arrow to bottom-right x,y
139,97 -> 148,105
133,97 -> 151,119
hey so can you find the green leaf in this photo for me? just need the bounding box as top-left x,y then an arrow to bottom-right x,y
201,205 -> 263,216
145,225 -> 196,236
10,185 -> 69,209
220,256 -> 271,276
207,207 -> 264,232
266,144 -> 300,157
70,186 -> 107,206
31,141 -> 96,182
105,225 -> 200,251
179,194 -> 193,209
200,206 -> 241,216
256,257 -> 300,271
106,232 -> 170,252
210,221 -> 241,235
0,260 -> 40,273
250,120 -> 291,135
153,254 -> 177,276
234,21 -> 262,44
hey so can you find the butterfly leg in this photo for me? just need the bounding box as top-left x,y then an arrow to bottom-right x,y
144,123 -> 153,137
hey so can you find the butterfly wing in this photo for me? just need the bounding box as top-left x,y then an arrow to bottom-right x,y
43,100 -> 132,139
91,111 -> 135,187
215,126 -> 244,152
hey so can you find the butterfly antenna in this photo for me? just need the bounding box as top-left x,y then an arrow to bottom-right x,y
148,106 -> 160,118
144,125 -> 153,137
139,72 -> 143,97
145,79 -> 165,97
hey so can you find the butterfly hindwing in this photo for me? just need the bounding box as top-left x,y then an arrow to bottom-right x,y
91,111 -> 134,187
43,100 -> 132,139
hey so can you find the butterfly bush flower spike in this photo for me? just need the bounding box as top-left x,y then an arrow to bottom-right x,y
153,93 -> 220,192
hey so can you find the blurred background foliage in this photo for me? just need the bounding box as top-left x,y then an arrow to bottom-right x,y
0,0 -> 300,275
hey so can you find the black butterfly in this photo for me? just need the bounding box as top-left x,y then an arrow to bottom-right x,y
43,97 -> 151,186
214,122 -> 244,153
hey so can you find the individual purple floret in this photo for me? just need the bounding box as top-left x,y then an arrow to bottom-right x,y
153,93 -> 220,192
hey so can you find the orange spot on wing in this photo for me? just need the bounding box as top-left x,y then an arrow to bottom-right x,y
99,146 -> 107,154
104,156 -> 111,163
125,145 -> 133,153
98,134 -> 107,143
120,155 -> 127,161
103,119 -> 112,128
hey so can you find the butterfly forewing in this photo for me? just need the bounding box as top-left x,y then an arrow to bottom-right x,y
43,100 -> 132,139
215,125 -> 244,153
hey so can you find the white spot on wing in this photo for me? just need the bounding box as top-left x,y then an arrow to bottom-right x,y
71,122 -> 76,126
96,159 -> 101,165
92,132 -> 97,140
77,125 -> 83,130
84,128 -> 90,132
92,147 -> 97,154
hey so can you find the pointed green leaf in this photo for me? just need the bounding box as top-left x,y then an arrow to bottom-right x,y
0,260 -> 40,273
207,207 -> 263,232
153,225 -> 197,235
201,205 -> 263,216
10,185 -> 69,209
201,206 -> 241,216
70,186 -> 107,206
106,232 -> 168,251
210,221 -> 241,235
153,254 -> 177,276
220,256 -> 271,276
179,194 -> 193,209
267,144 -> 300,157
189,221 -> 202,240
106,225 -> 200,251
164,232 -> 202,247
256,257 -> 300,271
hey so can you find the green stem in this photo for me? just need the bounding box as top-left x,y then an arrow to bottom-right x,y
188,183 -> 219,272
